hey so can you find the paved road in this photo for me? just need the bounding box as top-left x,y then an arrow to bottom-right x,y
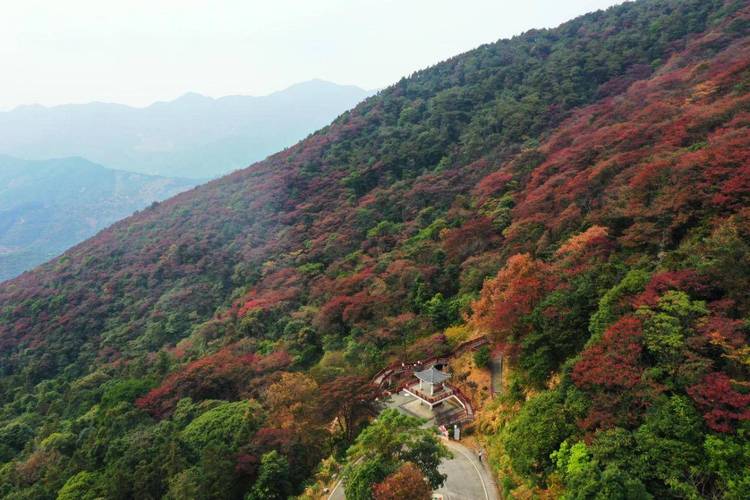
435,439 -> 498,500
328,439 -> 497,500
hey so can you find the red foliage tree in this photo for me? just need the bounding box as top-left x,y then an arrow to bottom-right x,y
441,216 -> 501,262
688,372 -> 750,433
633,269 -> 713,308
572,316 -> 656,431
553,225 -> 611,274
136,347 -> 290,418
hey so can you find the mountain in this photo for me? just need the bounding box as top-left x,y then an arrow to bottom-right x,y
0,80 -> 371,179
0,155 -> 197,282
1,1 -> 749,498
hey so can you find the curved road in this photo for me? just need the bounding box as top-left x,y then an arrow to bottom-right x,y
328,439 -> 497,500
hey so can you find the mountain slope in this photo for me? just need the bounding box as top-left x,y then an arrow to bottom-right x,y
0,156 -> 197,282
1,1 -> 749,498
0,80 -> 371,179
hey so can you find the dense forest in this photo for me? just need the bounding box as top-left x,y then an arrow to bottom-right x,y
1,0 -> 749,498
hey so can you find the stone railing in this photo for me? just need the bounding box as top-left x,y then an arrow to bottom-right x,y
405,385 -> 453,404
449,384 -> 474,418
371,335 -> 489,423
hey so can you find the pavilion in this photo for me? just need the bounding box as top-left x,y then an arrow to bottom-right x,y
403,366 -> 465,412
415,366 -> 450,396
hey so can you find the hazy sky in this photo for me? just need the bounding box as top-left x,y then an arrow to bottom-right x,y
1,0 -> 626,110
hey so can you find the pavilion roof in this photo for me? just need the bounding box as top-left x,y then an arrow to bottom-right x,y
414,366 -> 450,384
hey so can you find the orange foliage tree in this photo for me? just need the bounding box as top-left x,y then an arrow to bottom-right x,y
372,462 -> 432,500
470,253 -> 552,342
264,372 -> 322,432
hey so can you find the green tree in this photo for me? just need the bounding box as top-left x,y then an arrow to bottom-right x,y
474,345 -> 491,369
552,440 -> 650,500
704,424 -> 750,499
57,471 -> 104,500
523,271 -> 601,386
101,420 -> 187,500
0,420 -> 34,461
165,468 -> 201,500
637,291 -> 708,389
181,400 -> 262,451
101,378 -> 154,408
423,292 -> 460,329
345,458 -> 394,500
503,390 -> 575,481
638,291 -> 707,361
245,450 -> 292,500
633,395 -> 704,497
343,409 -> 451,499
588,269 -> 650,339
196,444 -> 238,500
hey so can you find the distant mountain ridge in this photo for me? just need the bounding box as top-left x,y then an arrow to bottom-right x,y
0,155 -> 197,281
0,80 -> 372,179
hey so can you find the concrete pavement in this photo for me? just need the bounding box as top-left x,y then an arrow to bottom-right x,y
434,439 -> 498,500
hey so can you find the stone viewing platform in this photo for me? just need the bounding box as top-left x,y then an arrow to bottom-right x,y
403,365 -> 460,406
370,336 -> 488,426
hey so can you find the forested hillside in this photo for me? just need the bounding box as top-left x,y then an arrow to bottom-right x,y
1,0 -> 749,498
0,156 -> 197,282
